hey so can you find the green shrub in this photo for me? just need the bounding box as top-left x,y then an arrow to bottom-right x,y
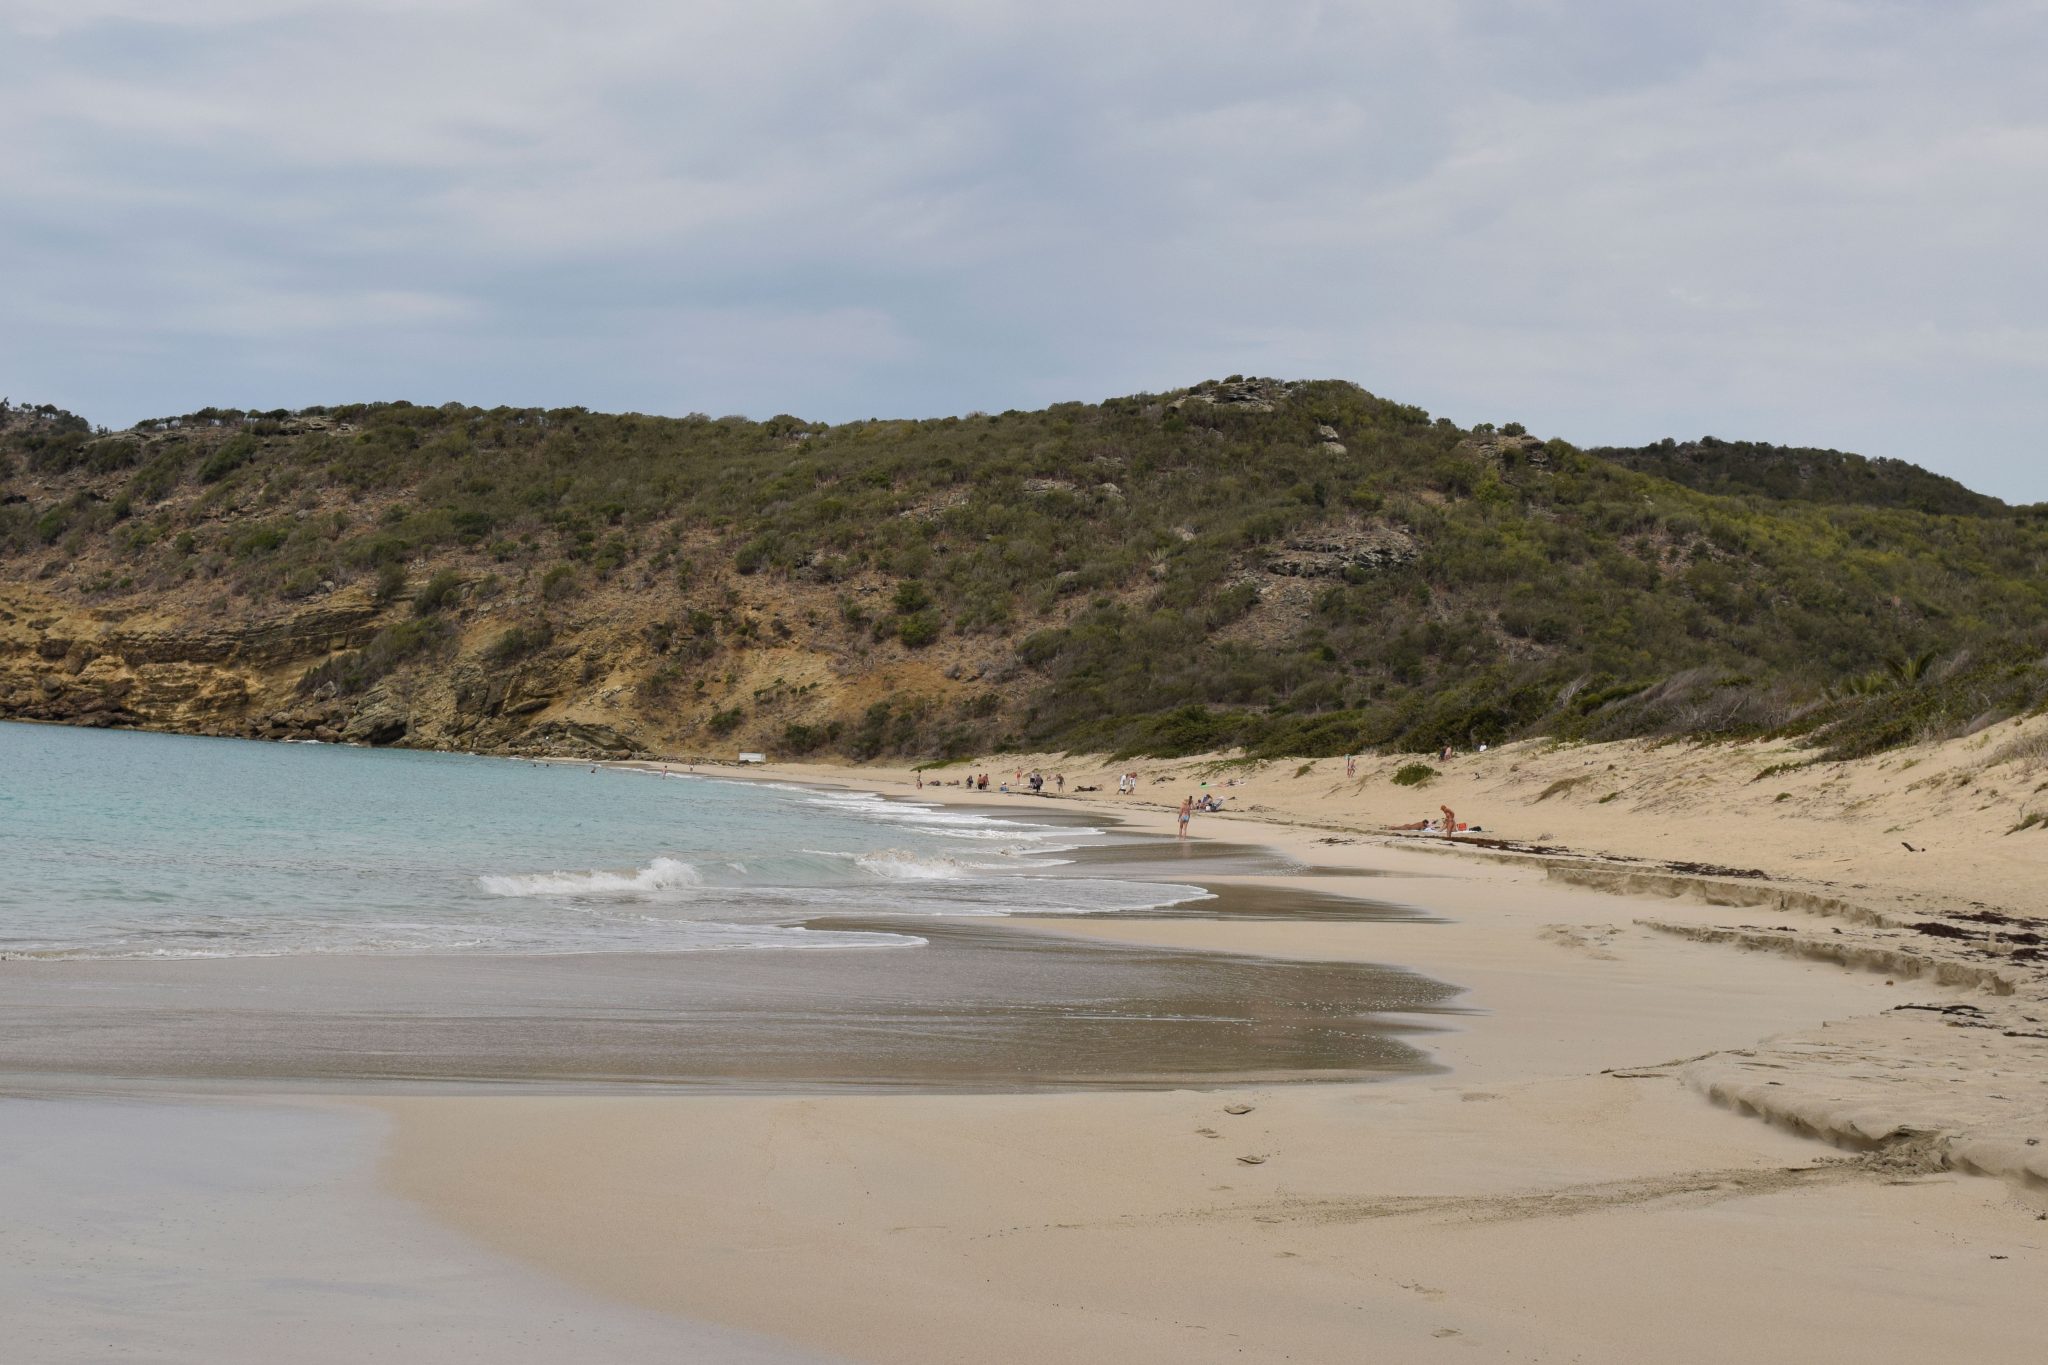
225,521 -> 288,558
483,622 -> 552,663
897,612 -> 940,648
280,565 -> 322,598
413,569 -> 464,615
1391,763 -> 1437,786
780,721 -> 841,754
372,562 -> 407,605
197,434 -> 258,483
591,534 -> 628,578
296,619 -> 447,696
850,701 -> 896,759
540,564 -> 577,601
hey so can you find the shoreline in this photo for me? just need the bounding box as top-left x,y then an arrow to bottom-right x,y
8,723 -> 2045,1360
0,753 -> 1467,1094
370,748 -> 2046,1363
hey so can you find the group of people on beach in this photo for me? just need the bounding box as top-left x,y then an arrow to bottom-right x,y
980,769 -> 1062,795
1388,804 -> 1474,836
1175,790 -> 1232,836
924,760 -> 1476,840
914,770 -> 1082,796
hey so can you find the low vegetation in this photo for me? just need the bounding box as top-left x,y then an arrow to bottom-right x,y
4,384 -> 2046,760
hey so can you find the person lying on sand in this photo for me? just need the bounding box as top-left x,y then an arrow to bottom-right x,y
1386,815 -> 1482,835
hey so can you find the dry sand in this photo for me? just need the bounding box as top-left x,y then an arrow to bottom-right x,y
378,724 -> 2048,1363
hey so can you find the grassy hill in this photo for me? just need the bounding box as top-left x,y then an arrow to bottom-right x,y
3,382 -> 2045,762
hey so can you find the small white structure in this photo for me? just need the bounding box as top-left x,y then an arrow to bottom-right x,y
737,752 -> 767,764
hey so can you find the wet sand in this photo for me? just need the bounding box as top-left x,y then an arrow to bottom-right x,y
11,762 -> 2046,1363
0,808 -> 1472,1363
372,766 -> 2045,1364
1,1095 -> 822,1365
0,889 -> 1457,1092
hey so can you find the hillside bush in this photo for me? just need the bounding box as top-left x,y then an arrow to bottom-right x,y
413,569 -> 464,615
8,380 -> 2048,762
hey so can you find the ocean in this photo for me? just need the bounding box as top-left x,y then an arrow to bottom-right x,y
0,721 -> 1205,961
0,721 -> 1458,1090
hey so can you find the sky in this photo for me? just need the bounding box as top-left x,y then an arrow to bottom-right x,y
2,1 -> 2044,501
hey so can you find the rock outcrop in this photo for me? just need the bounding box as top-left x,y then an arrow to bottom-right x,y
1262,523 -> 1419,578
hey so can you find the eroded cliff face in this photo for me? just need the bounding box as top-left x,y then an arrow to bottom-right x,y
0,574 -> 984,761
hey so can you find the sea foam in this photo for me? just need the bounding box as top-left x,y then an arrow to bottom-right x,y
478,857 -> 702,897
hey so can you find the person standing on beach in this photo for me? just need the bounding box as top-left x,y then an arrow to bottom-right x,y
1440,804 -> 1456,836
1055,773 -> 1064,793
1178,795 -> 1193,839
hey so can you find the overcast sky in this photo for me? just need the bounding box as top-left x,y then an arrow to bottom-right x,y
3,1 -> 2043,500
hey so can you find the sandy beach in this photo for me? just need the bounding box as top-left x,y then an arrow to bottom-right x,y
363,724 -> 2048,1363
12,5 -> 2045,1359
5,723 -> 2043,1360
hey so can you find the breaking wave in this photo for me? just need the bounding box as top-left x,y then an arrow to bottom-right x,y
478,857 -> 702,897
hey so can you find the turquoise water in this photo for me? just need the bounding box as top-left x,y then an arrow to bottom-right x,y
0,722 -> 1204,959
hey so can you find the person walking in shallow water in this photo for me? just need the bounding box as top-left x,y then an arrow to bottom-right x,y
1178,795 -> 1193,839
